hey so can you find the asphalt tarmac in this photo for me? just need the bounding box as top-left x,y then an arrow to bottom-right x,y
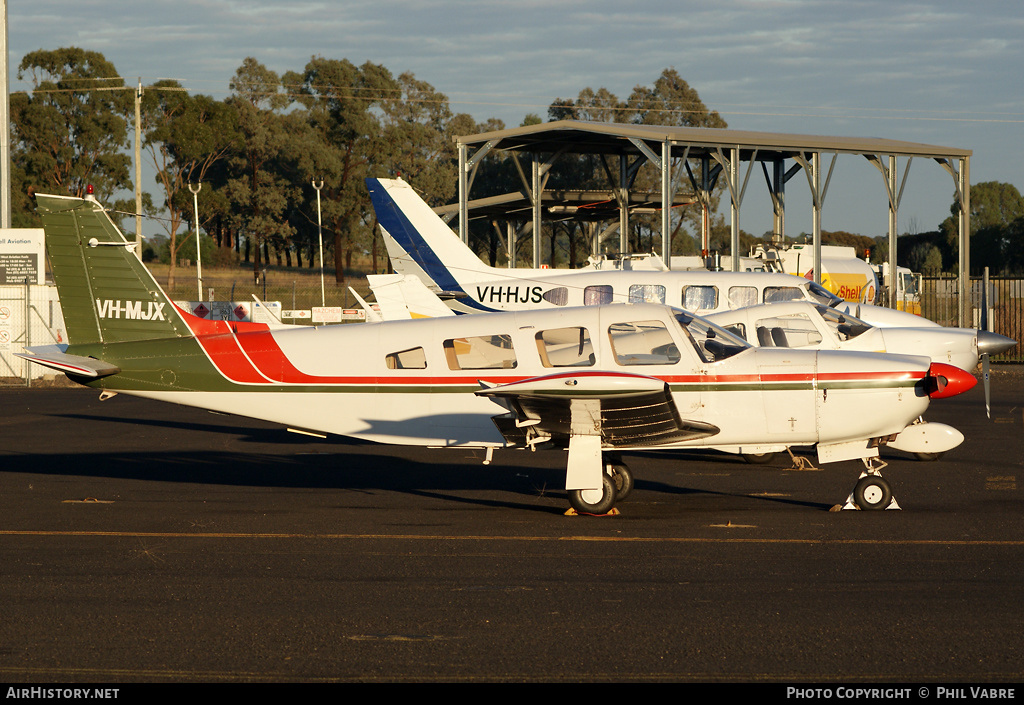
0,370 -> 1022,684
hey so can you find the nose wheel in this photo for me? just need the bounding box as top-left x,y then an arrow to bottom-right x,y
840,458 -> 901,511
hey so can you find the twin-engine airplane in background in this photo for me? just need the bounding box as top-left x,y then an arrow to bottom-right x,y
367,178 -> 933,330
19,191 -> 976,515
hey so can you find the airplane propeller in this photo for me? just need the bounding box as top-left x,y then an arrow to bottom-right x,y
976,273 -> 1017,418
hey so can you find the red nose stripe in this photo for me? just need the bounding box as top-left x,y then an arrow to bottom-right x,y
927,362 -> 978,399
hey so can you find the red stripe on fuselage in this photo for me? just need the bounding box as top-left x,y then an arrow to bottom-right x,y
177,306 -> 273,384
176,307 -> 926,389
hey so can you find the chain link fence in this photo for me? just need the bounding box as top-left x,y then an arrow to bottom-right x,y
921,275 -> 1023,363
0,284 -> 67,386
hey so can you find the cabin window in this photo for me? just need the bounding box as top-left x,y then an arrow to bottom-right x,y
608,320 -> 680,366
385,347 -> 427,369
536,327 -> 595,368
723,323 -> 746,340
681,285 -> 718,312
673,311 -> 749,363
541,287 -> 569,306
584,285 -> 614,305
628,284 -> 666,304
763,286 -> 803,303
753,313 -> 822,348
819,306 -> 871,341
728,286 -> 757,309
806,282 -> 842,306
443,334 -> 517,370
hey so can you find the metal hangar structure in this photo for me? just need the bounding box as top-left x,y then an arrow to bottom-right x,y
451,120 -> 973,325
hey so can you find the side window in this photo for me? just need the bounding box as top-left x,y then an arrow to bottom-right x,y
628,284 -> 666,304
753,314 -> 822,348
541,287 -> 568,306
674,311 -> 749,363
535,327 -> 595,368
728,286 -> 757,310
608,320 -> 680,366
584,285 -> 613,305
444,335 -> 517,370
723,323 -> 746,340
820,307 -> 871,340
385,346 -> 426,369
763,286 -> 803,303
681,285 -> 718,312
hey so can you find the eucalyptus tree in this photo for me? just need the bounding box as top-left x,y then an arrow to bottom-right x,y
225,58 -> 296,283
941,181 -> 1024,274
11,47 -> 133,223
547,69 -> 728,259
141,81 -> 238,288
285,57 -> 398,284
370,72 -> 463,271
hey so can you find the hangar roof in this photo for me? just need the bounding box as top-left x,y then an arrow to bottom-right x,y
455,119 -> 972,161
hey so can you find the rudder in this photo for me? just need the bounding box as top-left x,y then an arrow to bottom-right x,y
36,193 -> 192,345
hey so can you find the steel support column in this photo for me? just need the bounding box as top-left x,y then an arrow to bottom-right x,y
959,157 -> 971,327
794,151 -> 836,286
661,140 -> 671,268
458,142 -> 468,244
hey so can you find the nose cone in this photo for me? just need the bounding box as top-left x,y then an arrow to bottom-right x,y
926,362 -> 978,399
978,330 -> 1017,356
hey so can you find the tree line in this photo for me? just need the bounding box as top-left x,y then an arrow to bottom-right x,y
10,47 -> 1023,281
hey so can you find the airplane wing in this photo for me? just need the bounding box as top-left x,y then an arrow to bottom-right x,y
15,345 -> 121,379
476,371 -> 719,491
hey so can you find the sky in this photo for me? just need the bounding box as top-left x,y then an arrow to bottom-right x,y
7,0 -> 1023,244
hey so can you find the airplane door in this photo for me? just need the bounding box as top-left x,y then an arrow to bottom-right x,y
759,351 -> 818,439
600,310 -> 702,416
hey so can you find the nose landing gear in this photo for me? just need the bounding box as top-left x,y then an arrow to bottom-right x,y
839,458 -> 901,511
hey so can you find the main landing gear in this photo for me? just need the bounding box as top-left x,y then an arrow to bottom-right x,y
567,456 -> 634,516
839,458 -> 901,511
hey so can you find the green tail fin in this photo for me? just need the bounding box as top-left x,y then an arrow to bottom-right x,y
36,193 -> 192,345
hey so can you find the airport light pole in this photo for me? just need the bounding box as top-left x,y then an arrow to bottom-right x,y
189,182 -> 203,302
313,179 -> 325,306
0,0 -> 10,229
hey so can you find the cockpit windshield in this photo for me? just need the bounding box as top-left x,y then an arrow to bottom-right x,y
817,306 -> 872,341
673,311 -> 750,363
806,281 -> 843,307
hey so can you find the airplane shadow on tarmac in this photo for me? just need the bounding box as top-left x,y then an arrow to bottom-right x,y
34,412 -> 835,513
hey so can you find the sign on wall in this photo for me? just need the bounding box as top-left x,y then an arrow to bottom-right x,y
0,230 -> 45,285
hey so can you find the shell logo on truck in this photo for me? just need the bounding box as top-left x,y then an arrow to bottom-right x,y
803,269 -> 876,304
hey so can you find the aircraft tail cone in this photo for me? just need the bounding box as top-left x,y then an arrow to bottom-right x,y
925,362 -> 978,399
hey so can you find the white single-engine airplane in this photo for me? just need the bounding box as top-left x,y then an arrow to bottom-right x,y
705,300 -> 1014,460
19,191 -> 976,514
367,177 -> 934,329
706,301 -> 1015,376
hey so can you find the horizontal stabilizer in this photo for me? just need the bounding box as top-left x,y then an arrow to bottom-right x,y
16,345 -> 121,379
367,273 -> 455,320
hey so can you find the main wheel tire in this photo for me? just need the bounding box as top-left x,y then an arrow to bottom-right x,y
606,462 -> 634,501
568,474 -> 617,515
741,452 -> 776,465
914,452 -> 943,461
853,475 -> 892,511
